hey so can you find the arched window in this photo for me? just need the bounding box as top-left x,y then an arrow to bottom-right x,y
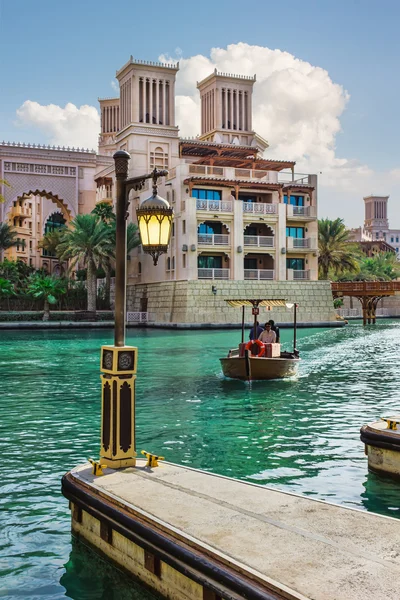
150,147 -> 169,170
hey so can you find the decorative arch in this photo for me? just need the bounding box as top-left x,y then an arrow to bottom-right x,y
243,222 -> 275,236
7,189 -> 75,221
197,219 -> 231,233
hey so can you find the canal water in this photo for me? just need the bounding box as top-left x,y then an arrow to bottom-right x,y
1,321 -> 399,599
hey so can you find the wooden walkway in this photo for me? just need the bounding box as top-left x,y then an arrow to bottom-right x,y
63,459 -> 400,600
332,281 -> 400,324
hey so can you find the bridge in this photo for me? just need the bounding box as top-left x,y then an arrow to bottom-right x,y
331,281 -> 400,325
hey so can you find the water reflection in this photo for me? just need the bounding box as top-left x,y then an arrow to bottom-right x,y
60,538 -> 156,600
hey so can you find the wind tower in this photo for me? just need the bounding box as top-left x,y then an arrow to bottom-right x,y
363,195 -> 389,240
114,56 -> 180,176
197,69 -> 268,152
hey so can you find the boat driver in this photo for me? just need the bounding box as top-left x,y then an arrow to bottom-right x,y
258,322 -> 277,344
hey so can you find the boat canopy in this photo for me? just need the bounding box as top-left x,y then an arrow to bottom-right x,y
225,299 -> 288,308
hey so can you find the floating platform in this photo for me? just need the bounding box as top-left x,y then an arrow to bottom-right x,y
62,459 -> 400,600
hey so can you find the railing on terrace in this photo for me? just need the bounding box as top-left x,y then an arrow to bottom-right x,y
286,205 -> 317,218
126,312 -> 148,323
189,164 -> 225,177
196,199 -> 233,212
243,235 -> 274,248
331,281 -> 400,293
278,172 -> 312,184
244,269 -> 274,280
234,168 -> 269,181
197,233 -> 230,245
286,237 -> 316,250
287,269 -> 310,280
337,308 -> 391,318
166,167 -> 176,180
198,268 -> 230,280
243,202 -> 277,215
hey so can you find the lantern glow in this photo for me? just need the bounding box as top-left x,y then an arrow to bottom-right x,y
137,190 -> 173,265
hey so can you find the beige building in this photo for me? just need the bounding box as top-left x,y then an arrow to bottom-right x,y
94,57 -> 319,289
0,143 -> 111,272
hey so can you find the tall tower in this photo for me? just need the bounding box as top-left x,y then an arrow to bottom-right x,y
114,57 -> 180,176
197,69 -> 268,151
364,195 -> 389,240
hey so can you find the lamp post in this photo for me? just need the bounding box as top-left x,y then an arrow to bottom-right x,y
99,150 -> 173,470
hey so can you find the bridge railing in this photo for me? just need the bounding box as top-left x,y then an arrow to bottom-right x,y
332,281 -> 400,293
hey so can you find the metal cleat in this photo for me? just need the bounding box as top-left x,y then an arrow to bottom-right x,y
141,450 -> 165,468
89,458 -> 107,476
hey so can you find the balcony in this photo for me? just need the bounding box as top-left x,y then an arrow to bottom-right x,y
10,205 -> 31,218
14,225 -> 32,236
243,202 -> 277,215
286,205 -> 317,219
244,269 -> 274,280
198,268 -> 230,280
188,164 -> 272,182
196,199 -> 233,212
287,269 -> 311,280
244,235 -> 274,249
198,234 -> 230,246
286,237 -> 317,251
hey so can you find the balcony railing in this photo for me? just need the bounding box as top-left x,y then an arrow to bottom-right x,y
234,168 -> 270,181
244,269 -> 274,280
189,164 -> 225,177
243,202 -> 277,215
244,235 -> 274,248
10,206 -> 31,218
286,237 -> 317,250
198,268 -> 230,280
286,205 -> 317,219
196,199 -> 233,212
198,233 -> 230,245
287,269 -> 310,280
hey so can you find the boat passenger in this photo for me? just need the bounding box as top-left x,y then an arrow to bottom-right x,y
268,319 -> 280,343
249,321 -> 264,340
258,322 -> 276,344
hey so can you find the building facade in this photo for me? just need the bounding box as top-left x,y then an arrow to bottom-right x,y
94,58 -> 319,288
0,142 -> 111,271
350,195 -> 400,257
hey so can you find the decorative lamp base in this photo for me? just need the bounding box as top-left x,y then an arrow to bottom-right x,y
100,345 -> 138,469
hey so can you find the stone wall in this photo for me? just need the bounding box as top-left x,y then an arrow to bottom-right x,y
127,280 -> 337,326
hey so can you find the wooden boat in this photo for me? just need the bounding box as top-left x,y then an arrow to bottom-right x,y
360,416 -> 400,478
220,299 -> 300,381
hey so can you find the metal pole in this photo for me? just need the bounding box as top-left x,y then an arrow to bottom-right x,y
113,151 -> 130,347
293,303 -> 297,352
241,305 -> 245,344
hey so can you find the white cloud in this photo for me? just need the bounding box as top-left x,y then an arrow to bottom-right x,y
16,100 -> 99,149
14,43 -> 400,226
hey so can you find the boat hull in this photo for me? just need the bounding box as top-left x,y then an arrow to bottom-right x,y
360,421 -> 400,479
220,356 -> 299,381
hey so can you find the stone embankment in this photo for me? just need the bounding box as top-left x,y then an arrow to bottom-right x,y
127,280 -> 338,327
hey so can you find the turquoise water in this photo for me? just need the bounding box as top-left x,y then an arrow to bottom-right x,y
1,322 -> 400,599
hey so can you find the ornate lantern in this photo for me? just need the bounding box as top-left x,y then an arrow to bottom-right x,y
136,170 -> 173,265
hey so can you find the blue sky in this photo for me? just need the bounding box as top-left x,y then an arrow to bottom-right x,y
1,0 -> 400,225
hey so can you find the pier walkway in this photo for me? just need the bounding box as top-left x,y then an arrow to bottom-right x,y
63,459 -> 400,600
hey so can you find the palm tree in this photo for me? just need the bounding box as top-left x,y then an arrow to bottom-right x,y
0,222 -> 18,261
58,214 -> 112,312
356,252 -> 400,281
92,202 -> 115,224
318,218 -> 360,279
39,229 -> 65,258
0,178 -> 10,204
27,274 -> 66,321
0,277 -> 17,310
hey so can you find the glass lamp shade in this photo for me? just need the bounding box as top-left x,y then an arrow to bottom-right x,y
136,193 -> 173,265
